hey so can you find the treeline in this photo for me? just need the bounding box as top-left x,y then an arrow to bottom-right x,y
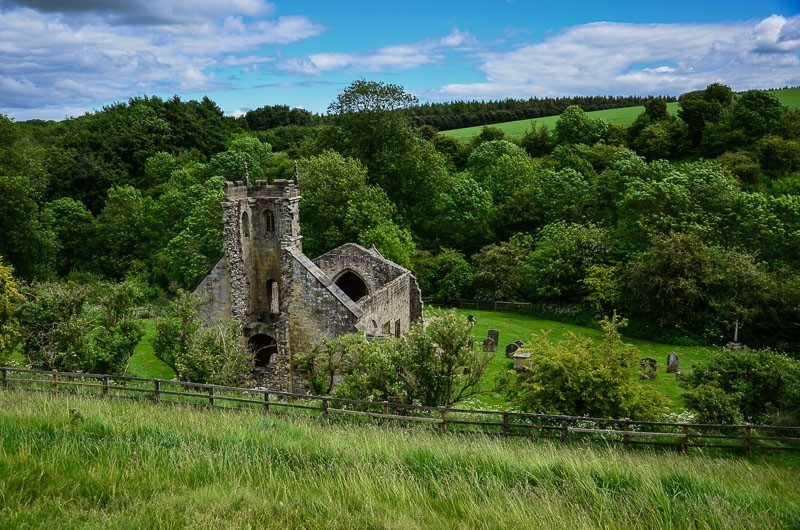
1,81 -> 800,374
407,95 -> 674,130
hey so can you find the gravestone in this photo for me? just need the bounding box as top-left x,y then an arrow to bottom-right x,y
675,371 -> 682,381
488,329 -> 500,346
514,340 -> 524,347
467,314 -> 476,323
482,337 -> 496,352
666,351 -> 679,373
505,342 -> 520,358
640,357 -> 657,380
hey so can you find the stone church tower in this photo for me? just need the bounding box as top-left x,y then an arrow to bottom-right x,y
194,177 -> 423,391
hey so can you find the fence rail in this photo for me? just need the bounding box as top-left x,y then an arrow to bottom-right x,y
2,366 -> 799,455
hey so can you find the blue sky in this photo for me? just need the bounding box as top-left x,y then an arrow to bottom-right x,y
1,0 -> 798,120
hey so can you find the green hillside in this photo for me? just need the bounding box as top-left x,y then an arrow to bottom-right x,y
443,87 -> 800,140
1,391 -> 798,528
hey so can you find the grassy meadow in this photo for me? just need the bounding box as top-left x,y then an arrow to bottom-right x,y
0,391 -> 798,529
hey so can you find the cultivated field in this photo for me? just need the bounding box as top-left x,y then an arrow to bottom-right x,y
442,87 -> 800,140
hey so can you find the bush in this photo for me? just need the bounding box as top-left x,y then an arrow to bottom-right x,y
16,279 -> 144,375
154,291 -> 252,386
682,347 -> 800,424
506,314 -> 668,420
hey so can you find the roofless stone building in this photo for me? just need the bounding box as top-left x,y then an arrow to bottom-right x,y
193,177 -> 423,391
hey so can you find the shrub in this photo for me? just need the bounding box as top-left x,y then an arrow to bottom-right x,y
506,314 -> 668,420
682,347 -> 800,424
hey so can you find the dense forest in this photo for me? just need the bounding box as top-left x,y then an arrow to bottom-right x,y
1,80 -> 800,367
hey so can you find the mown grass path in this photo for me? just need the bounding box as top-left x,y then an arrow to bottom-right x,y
0,392 -> 798,529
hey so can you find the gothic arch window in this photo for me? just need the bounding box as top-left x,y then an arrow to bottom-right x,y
334,270 -> 369,302
264,209 -> 275,234
241,211 -> 250,238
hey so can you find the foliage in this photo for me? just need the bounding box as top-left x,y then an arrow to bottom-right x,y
16,279 -> 144,374
683,347 -> 800,424
507,314 -> 668,420
153,291 -> 252,385
0,256 -> 24,361
412,249 -> 474,302
176,319 -> 252,386
300,311 -> 491,408
625,233 -> 719,331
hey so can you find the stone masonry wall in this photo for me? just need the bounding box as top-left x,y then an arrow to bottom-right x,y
313,243 -> 405,293
194,256 -> 233,324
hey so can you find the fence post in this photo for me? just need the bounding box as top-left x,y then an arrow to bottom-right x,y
503,412 -> 510,437
154,379 -> 161,402
322,397 -> 328,418
682,424 -> 689,454
623,418 -> 630,449
208,386 -> 215,408
383,401 -> 389,426
264,391 -> 270,413
1,367 -> 7,390
102,376 -> 109,397
744,424 -> 752,457
440,408 -> 447,433
560,420 -> 569,444
52,369 -> 58,392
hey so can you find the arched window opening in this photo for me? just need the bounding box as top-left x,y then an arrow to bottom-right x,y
249,334 -> 277,367
264,209 -> 275,234
335,270 -> 368,302
266,279 -> 280,314
241,211 -> 250,238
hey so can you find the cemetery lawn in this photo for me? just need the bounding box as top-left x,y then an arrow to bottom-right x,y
428,307 -> 718,411
1,391 -> 798,529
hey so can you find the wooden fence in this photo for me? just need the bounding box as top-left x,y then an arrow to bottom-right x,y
2,366 -> 799,456
424,298 -> 535,312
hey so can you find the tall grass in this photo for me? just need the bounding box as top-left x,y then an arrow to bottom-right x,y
1,391 -> 798,528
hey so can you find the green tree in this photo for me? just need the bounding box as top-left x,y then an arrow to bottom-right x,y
526,222 -> 614,302
471,234 -> 534,301
554,105 -> 610,145
507,314 -> 667,420
42,198 -> 96,275
0,257 -> 24,361
625,232 -> 719,330
412,249 -> 474,302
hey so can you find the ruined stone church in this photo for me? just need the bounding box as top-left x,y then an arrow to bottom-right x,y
193,177 -> 423,391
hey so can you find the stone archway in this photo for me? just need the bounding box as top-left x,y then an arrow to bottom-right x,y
334,270 -> 369,302
249,333 -> 277,367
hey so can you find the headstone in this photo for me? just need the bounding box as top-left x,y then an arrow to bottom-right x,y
467,314 -> 476,323
675,371 -> 682,381
482,337 -> 496,352
505,342 -> 520,358
666,351 -> 679,373
512,352 -> 531,371
514,340 -> 524,347
488,329 -> 500,346
640,357 -> 657,380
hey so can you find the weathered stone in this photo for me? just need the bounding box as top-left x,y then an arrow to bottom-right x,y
482,337 -> 496,352
505,343 -> 520,357
194,179 -> 423,392
640,357 -> 657,380
514,340 -> 524,347
488,329 -> 500,346
666,351 -> 679,373
512,352 -> 531,371
467,314 -> 476,323
675,371 -> 683,381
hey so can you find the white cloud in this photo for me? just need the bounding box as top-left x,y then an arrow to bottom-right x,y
425,16 -> 800,101
0,4 -> 325,118
278,28 -> 476,75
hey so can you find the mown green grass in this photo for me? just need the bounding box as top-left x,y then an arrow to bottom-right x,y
429,307 -> 716,410
127,320 -> 175,379
773,86 -> 800,108
0,391 -> 797,529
